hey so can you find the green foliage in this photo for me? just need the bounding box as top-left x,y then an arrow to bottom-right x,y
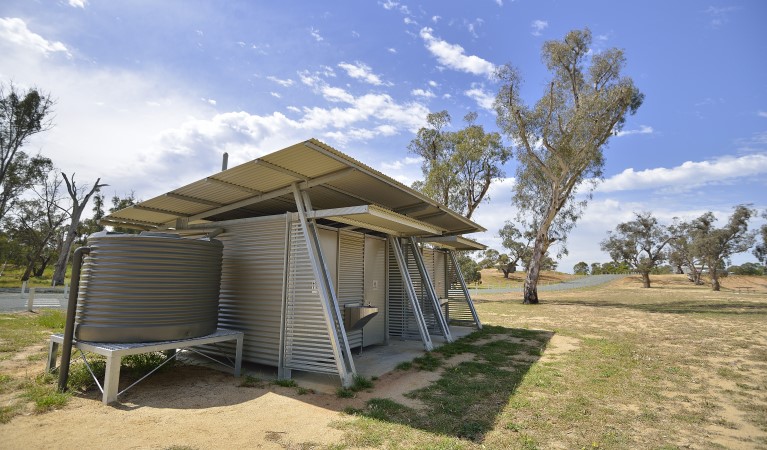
600,212 -> 673,287
409,110 -> 510,219
239,375 -> 264,388
395,361 -> 413,371
573,261 -> 589,275
495,28 -> 642,302
455,251 -> 481,284
273,379 -> 297,388
728,262 -> 765,276
21,373 -> 69,413
412,352 -> 443,371
351,374 -> 374,391
336,387 -> 355,398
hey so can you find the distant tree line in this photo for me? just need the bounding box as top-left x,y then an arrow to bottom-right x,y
579,206 -> 764,291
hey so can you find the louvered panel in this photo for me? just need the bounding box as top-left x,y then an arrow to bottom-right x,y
338,231 -> 364,348
200,215 -> 288,365
405,241 -> 441,334
284,222 -> 338,373
387,239 -> 421,339
447,252 -> 474,323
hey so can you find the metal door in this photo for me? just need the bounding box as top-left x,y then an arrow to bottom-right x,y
363,235 -> 386,346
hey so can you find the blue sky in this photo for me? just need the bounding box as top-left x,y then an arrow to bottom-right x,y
1,0 -> 765,271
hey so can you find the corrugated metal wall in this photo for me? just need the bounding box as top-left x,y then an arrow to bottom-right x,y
215,216 -> 289,365
283,221 -> 339,374
338,230 -> 364,348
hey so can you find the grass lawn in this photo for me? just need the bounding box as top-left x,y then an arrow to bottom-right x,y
339,274 -> 767,449
0,265 -> 72,289
0,273 -> 765,449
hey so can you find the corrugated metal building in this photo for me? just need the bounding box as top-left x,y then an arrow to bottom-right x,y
103,139 -> 485,386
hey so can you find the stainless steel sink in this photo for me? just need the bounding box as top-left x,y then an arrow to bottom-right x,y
344,304 -> 379,331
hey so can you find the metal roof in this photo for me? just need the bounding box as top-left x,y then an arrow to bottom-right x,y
421,235 -> 487,251
103,138 -> 485,237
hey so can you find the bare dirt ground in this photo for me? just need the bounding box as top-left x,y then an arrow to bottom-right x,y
1,274 -> 766,449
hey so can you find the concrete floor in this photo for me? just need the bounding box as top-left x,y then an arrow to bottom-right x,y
182,326 -> 477,394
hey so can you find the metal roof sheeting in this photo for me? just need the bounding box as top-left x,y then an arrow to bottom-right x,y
103,138 -> 485,236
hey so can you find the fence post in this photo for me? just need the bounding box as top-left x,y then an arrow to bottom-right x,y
27,287 -> 35,312
21,280 -> 27,298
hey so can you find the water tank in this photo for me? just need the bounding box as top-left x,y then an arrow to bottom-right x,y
74,231 -> 223,343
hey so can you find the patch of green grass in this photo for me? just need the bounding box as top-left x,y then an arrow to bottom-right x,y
336,387 -> 355,398
20,373 -> 69,413
273,378 -> 297,388
239,375 -> 264,388
412,352 -> 442,371
0,310 -> 66,357
351,374 -> 374,391
0,404 -> 21,424
67,355 -> 107,392
395,361 -> 412,371
296,387 -> 313,395
0,373 -> 13,393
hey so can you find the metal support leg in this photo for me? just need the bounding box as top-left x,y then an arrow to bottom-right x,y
234,333 -> 243,377
409,237 -> 452,342
47,339 -> 60,373
103,354 -> 122,405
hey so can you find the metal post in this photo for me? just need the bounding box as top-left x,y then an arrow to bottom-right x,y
290,184 -> 355,386
27,287 -> 35,312
58,246 -> 91,392
20,280 -> 27,298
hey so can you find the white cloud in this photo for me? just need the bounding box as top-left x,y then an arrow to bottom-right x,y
379,0 -> 410,15
411,88 -> 435,98
758,111 -> 767,118
495,0 -> 503,6
338,61 -> 388,86
0,17 -> 71,58
68,0 -> 88,8
352,30 -> 360,38
531,19 -> 548,36
201,98 -> 217,105
615,125 -> 654,137
419,27 -> 496,78
404,17 -> 417,26
286,106 -> 301,113
465,18 -> 484,38
704,6 -> 738,28
387,47 -> 397,54
464,84 -> 495,111
381,156 -> 422,170
428,80 -> 438,87
309,27 -> 323,42
320,85 -> 355,103
269,92 -> 281,98
596,154 -> 767,193
266,76 -> 295,87
432,15 -> 441,23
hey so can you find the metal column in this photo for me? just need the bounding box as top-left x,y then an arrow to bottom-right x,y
388,236 -> 434,351
408,237 -> 452,342
448,250 -> 482,329
290,184 -> 355,386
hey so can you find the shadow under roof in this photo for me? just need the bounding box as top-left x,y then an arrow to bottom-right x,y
103,138 -> 485,237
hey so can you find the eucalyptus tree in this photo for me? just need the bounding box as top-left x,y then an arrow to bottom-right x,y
689,206 -> 755,291
409,111 -> 509,219
495,28 -> 643,304
573,261 -> 589,275
0,83 -> 54,221
754,210 -> 767,264
52,174 -> 107,286
600,212 -> 674,288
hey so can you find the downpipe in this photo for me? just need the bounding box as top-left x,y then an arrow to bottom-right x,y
58,246 -> 91,392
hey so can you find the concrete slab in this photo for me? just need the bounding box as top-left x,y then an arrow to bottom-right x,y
180,325 -> 478,395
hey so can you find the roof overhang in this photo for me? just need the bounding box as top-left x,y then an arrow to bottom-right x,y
421,235 -> 487,251
102,138 -> 485,236
307,205 -> 444,236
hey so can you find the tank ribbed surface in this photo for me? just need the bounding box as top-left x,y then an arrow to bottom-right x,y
74,232 -> 223,343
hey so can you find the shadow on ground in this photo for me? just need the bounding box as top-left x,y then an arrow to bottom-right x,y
345,325 -> 554,443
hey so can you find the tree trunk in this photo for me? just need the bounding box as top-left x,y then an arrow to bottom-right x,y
52,222 -> 78,286
710,266 -> 720,291
523,237 -> 547,304
640,271 -> 651,288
